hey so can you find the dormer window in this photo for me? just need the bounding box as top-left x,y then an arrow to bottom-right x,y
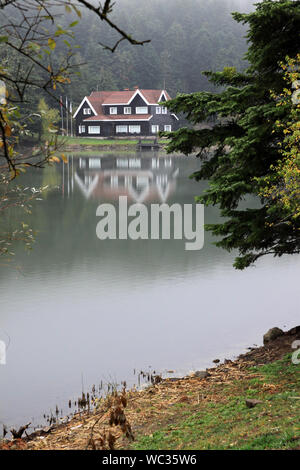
124,107 -> 131,114
136,106 -> 148,114
83,108 -> 91,115
110,107 -> 117,115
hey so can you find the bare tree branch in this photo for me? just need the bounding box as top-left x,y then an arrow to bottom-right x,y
0,0 -> 151,175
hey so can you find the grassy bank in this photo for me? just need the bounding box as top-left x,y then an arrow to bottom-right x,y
132,354 -> 299,450
57,136 -> 170,148
2,328 -> 299,450
59,136 -> 138,146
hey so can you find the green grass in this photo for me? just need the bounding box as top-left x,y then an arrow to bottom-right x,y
132,354 -> 300,450
58,136 -> 170,146
59,136 -> 138,146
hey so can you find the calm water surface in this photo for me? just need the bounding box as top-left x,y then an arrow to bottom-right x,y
0,152 -> 299,430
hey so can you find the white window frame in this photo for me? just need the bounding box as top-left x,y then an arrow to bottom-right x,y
129,125 -> 141,134
164,125 -> 172,132
88,125 -> 100,134
161,106 -> 168,114
110,107 -> 117,115
136,106 -> 148,114
156,107 -> 162,114
83,108 -> 91,115
152,125 -> 159,134
116,125 -> 128,133
124,107 -> 131,114
79,125 -> 86,134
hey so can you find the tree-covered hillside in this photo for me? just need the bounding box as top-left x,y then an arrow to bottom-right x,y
0,0 -> 255,136
66,0 -> 254,101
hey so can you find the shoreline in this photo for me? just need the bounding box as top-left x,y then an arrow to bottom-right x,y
1,325 -> 299,450
64,144 -> 143,152
20,139 -> 171,154
63,144 -> 169,153
60,137 -> 169,153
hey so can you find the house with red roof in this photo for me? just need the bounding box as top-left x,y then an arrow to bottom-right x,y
73,88 -> 179,138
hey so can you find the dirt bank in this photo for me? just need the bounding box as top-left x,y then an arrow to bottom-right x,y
1,326 -> 299,450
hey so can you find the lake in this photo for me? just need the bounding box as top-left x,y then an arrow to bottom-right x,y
0,152 -> 299,432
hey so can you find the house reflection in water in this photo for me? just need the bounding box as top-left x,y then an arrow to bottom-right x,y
67,154 -> 179,203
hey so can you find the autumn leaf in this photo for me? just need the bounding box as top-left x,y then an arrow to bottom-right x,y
48,38 -> 56,50
49,156 -> 60,163
5,125 -> 11,137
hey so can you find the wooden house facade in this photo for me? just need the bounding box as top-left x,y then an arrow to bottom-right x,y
73,89 -> 179,138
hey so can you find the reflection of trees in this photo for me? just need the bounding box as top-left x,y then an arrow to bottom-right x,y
41,165 -> 62,197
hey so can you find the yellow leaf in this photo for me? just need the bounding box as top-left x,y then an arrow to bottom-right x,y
48,38 -> 56,50
5,125 -> 11,137
49,156 -> 60,163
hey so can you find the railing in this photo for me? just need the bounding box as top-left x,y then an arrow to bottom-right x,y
136,137 -> 160,151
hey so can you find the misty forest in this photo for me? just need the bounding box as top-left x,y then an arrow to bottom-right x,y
1,0 -> 255,115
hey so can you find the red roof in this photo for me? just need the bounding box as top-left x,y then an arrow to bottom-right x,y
75,89 -> 171,120
84,114 -> 152,122
141,89 -> 171,104
101,90 -> 135,105
87,91 -> 112,115
89,89 -> 171,106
